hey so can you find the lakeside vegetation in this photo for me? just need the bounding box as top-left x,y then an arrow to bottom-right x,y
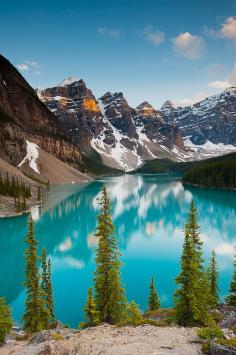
0,188 -> 235,349
137,151 -> 236,190
182,156 -> 236,188
0,172 -> 31,212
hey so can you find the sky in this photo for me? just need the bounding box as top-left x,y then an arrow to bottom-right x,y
0,0 -> 236,108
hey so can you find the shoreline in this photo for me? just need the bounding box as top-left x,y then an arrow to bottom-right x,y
182,181 -> 236,191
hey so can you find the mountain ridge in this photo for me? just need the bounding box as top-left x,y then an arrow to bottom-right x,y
1,54 -> 236,176
40,77 -> 236,171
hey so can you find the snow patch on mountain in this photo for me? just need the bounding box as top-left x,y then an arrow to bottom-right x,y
18,140 -> 40,173
91,100 -> 142,171
184,138 -> 236,160
58,77 -> 80,87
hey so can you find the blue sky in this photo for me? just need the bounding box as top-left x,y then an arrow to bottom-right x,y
0,0 -> 236,107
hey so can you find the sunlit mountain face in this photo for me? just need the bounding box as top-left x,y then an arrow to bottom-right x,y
0,174 -> 235,327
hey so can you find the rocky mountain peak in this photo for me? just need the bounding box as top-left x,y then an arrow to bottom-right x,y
99,92 -> 126,106
136,101 -> 156,116
58,77 -> 80,87
161,100 -> 175,112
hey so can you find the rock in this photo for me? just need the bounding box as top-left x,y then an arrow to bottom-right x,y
210,341 -> 236,355
0,55 -> 82,171
0,324 -> 202,354
160,88 -> 236,146
217,305 -> 236,329
29,330 -> 53,345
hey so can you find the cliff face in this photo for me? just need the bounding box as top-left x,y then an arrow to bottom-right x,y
160,89 -> 236,145
41,80 -> 184,171
0,55 -> 82,169
40,79 -> 105,152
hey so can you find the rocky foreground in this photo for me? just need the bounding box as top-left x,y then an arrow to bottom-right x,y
2,324 -> 202,355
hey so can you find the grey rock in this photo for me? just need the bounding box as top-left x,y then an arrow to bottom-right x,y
210,341 -> 236,355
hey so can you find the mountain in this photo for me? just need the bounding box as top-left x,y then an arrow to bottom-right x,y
0,55 -> 91,186
40,80 -> 185,171
1,54 -> 236,176
161,88 -> 236,146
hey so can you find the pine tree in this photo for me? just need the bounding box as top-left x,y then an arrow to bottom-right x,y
41,249 -> 55,325
0,298 -> 13,344
23,215 -> 49,333
46,258 -> 55,323
127,301 -> 143,325
174,201 -> 210,326
41,248 -> 50,328
148,276 -> 160,312
84,288 -> 99,326
208,250 -> 219,308
94,187 -> 126,324
226,248 -> 236,306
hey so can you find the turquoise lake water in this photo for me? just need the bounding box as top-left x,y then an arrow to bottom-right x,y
0,174 -> 235,327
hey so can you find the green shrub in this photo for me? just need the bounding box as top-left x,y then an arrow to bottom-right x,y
210,310 -> 222,324
51,332 -> 63,341
231,326 -> 236,335
201,342 -> 210,355
125,301 -> 143,326
216,338 -> 236,348
0,298 -> 13,344
145,308 -> 175,326
197,326 -> 224,340
78,321 -> 89,329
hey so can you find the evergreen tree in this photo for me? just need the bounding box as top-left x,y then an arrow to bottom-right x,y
174,201 -> 210,326
84,288 -> 99,326
23,215 -> 48,333
226,248 -> 236,306
0,298 -> 13,344
208,250 -> 219,308
148,276 -> 160,312
41,249 -> 55,325
41,248 -> 50,328
127,301 -> 143,325
46,258 -> 55,323
94,187 -> 126,324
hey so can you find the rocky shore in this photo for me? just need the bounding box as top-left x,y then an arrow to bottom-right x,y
1,306 -> 236,354
2,324 -> 202,355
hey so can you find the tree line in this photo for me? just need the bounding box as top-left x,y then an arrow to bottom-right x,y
0,188 -> 236,343
0,172 -> 31,213
182,160 -> 236,188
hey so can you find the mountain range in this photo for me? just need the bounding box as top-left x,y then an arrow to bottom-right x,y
39,76 -> 236,171
1,54 -> 236,179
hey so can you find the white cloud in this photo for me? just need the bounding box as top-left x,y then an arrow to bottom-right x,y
175,92 -> 207,107
172,32 -> 205,59
97,27 -> 121,39
143,26 -> 165,45
206,62 -> 236,90
220,16 -> 236,39
207,80 -> 231,89
17,63 -> 29,71
17,60 -> 41,75
204,17 -> 236,41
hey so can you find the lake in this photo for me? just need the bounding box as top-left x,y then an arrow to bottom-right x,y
0,174 -> 235,327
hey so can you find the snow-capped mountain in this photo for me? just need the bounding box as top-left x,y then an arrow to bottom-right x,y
40,80 -> 184,171
39,78 -> 236,171
161,88 -> 236,146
